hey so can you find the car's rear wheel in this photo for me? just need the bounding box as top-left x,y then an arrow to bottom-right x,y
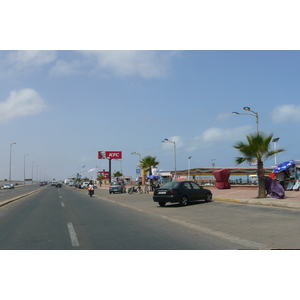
180,196 -> 189,206
205,193 -> 212,202
159,202 -> 166,207
139,189 -> 143,194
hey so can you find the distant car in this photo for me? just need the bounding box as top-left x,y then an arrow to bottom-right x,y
109,182 -> 126,194
153,181 -> 213,207
51,181 -> 57,186
39,182 -> 45,186
81,182 -> 91,189
75,181 -> 83,188
3,183 -> 12,189
56,182 -> 62,188
69,181 -> 74,186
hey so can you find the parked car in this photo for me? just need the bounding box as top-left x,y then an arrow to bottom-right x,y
75,181 -> 83,188
81,182 -> 90,189
153,181 -> 213,207
109,182 -> 126,194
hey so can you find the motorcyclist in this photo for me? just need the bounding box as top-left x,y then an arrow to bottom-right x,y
87,180 -> 94,197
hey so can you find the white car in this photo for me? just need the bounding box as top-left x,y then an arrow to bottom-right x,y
81,182 -> 90,189
81,182 -> 97,189
3,183 -> 13,189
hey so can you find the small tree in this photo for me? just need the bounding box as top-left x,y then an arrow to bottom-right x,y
139,155 -> 160,176
97,175 -> 105,187
113,171 -> 123,181
233,132 -> 285,198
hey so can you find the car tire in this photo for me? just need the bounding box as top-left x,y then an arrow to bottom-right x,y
180,196 -> 189,206
139,189 -> 143,194
109,192 -> 112,194
205,193 -> 212,202
159,202 -> 166,207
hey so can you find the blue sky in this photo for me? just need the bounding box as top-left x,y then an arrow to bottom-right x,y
1,50 -> 300,181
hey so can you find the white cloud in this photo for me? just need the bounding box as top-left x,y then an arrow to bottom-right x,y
49,59 -> 82,76
80,50 -> 176,78
0,89 -> 47,123
215,112 -> 232,121
271,104 -> 300,123
195,125 -> 252,145
162,136 -> 184,150
7,50 -> 57,69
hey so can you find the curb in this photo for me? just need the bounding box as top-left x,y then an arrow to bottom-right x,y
0,186 -> 46,208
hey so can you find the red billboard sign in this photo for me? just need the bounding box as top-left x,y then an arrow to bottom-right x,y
98,151 -> 122,159
97,171 -> 110,179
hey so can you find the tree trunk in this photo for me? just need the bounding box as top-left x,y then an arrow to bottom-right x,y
257,160 -> 266,198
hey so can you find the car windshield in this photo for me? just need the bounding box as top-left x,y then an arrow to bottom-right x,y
161,182 -> 181,188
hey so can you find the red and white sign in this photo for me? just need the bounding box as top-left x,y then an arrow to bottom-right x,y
98,151 -> 122,159
97,171 -> 110,179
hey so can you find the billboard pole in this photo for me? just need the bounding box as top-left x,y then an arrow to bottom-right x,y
109,159 -> 112,183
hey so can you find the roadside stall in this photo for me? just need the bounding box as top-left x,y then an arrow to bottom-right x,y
273,160 -> 300,191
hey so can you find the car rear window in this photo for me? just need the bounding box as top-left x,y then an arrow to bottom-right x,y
162,182 -> 181,188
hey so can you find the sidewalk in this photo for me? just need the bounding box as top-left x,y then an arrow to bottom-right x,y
99,184 -> 300,210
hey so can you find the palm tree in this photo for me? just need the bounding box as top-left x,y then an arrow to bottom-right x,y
139,155 -> 160,176
113,171 -> 123,181
233,132 -> 285,198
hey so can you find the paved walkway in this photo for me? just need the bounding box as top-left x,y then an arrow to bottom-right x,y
99,184 -> 300,210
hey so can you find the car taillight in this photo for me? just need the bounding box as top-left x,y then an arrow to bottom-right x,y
120,185 -> 123,188
169,190 -> 175,195
109,186 -> 112,188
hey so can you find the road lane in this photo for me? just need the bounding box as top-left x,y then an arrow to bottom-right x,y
0,186 -> 72,249
74,186 -> 300,249
0,185 -> 245,250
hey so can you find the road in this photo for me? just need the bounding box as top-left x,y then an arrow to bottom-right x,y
1,185 -> 300,249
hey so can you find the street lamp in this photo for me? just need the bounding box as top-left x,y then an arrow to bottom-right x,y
24,154 -> 28,185
9,142 -> 16,184
188,156 -> 192,180
115,159 -> 123,177
36,164 -> 39,183
211,159 -> 216,168
232,106 -> 259,133
32,161 -> 35,184
162,138 -> 177,178
272,137 -> 280,166
131,152 -> 142,179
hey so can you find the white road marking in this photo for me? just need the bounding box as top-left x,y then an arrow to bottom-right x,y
61,202 -> 65,207
67,222 -> 80,247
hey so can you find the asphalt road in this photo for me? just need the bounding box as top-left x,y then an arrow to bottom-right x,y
2,185 -> 300,249
0,185 -> 245,250
0,183 -> 43,203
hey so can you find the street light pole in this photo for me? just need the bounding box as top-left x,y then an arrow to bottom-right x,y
232,106 -> 259,133
32,161 -> 35,184
9,142 -> 16,184
24,154 -> 28,185
188,156 -> 192,180
162,138 -> 177,179
272,137 -> 280,165
131,152 -> 142,180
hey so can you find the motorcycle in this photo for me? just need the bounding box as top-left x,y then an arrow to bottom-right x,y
128,186 -> 143,195
88,188 -> 94,197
